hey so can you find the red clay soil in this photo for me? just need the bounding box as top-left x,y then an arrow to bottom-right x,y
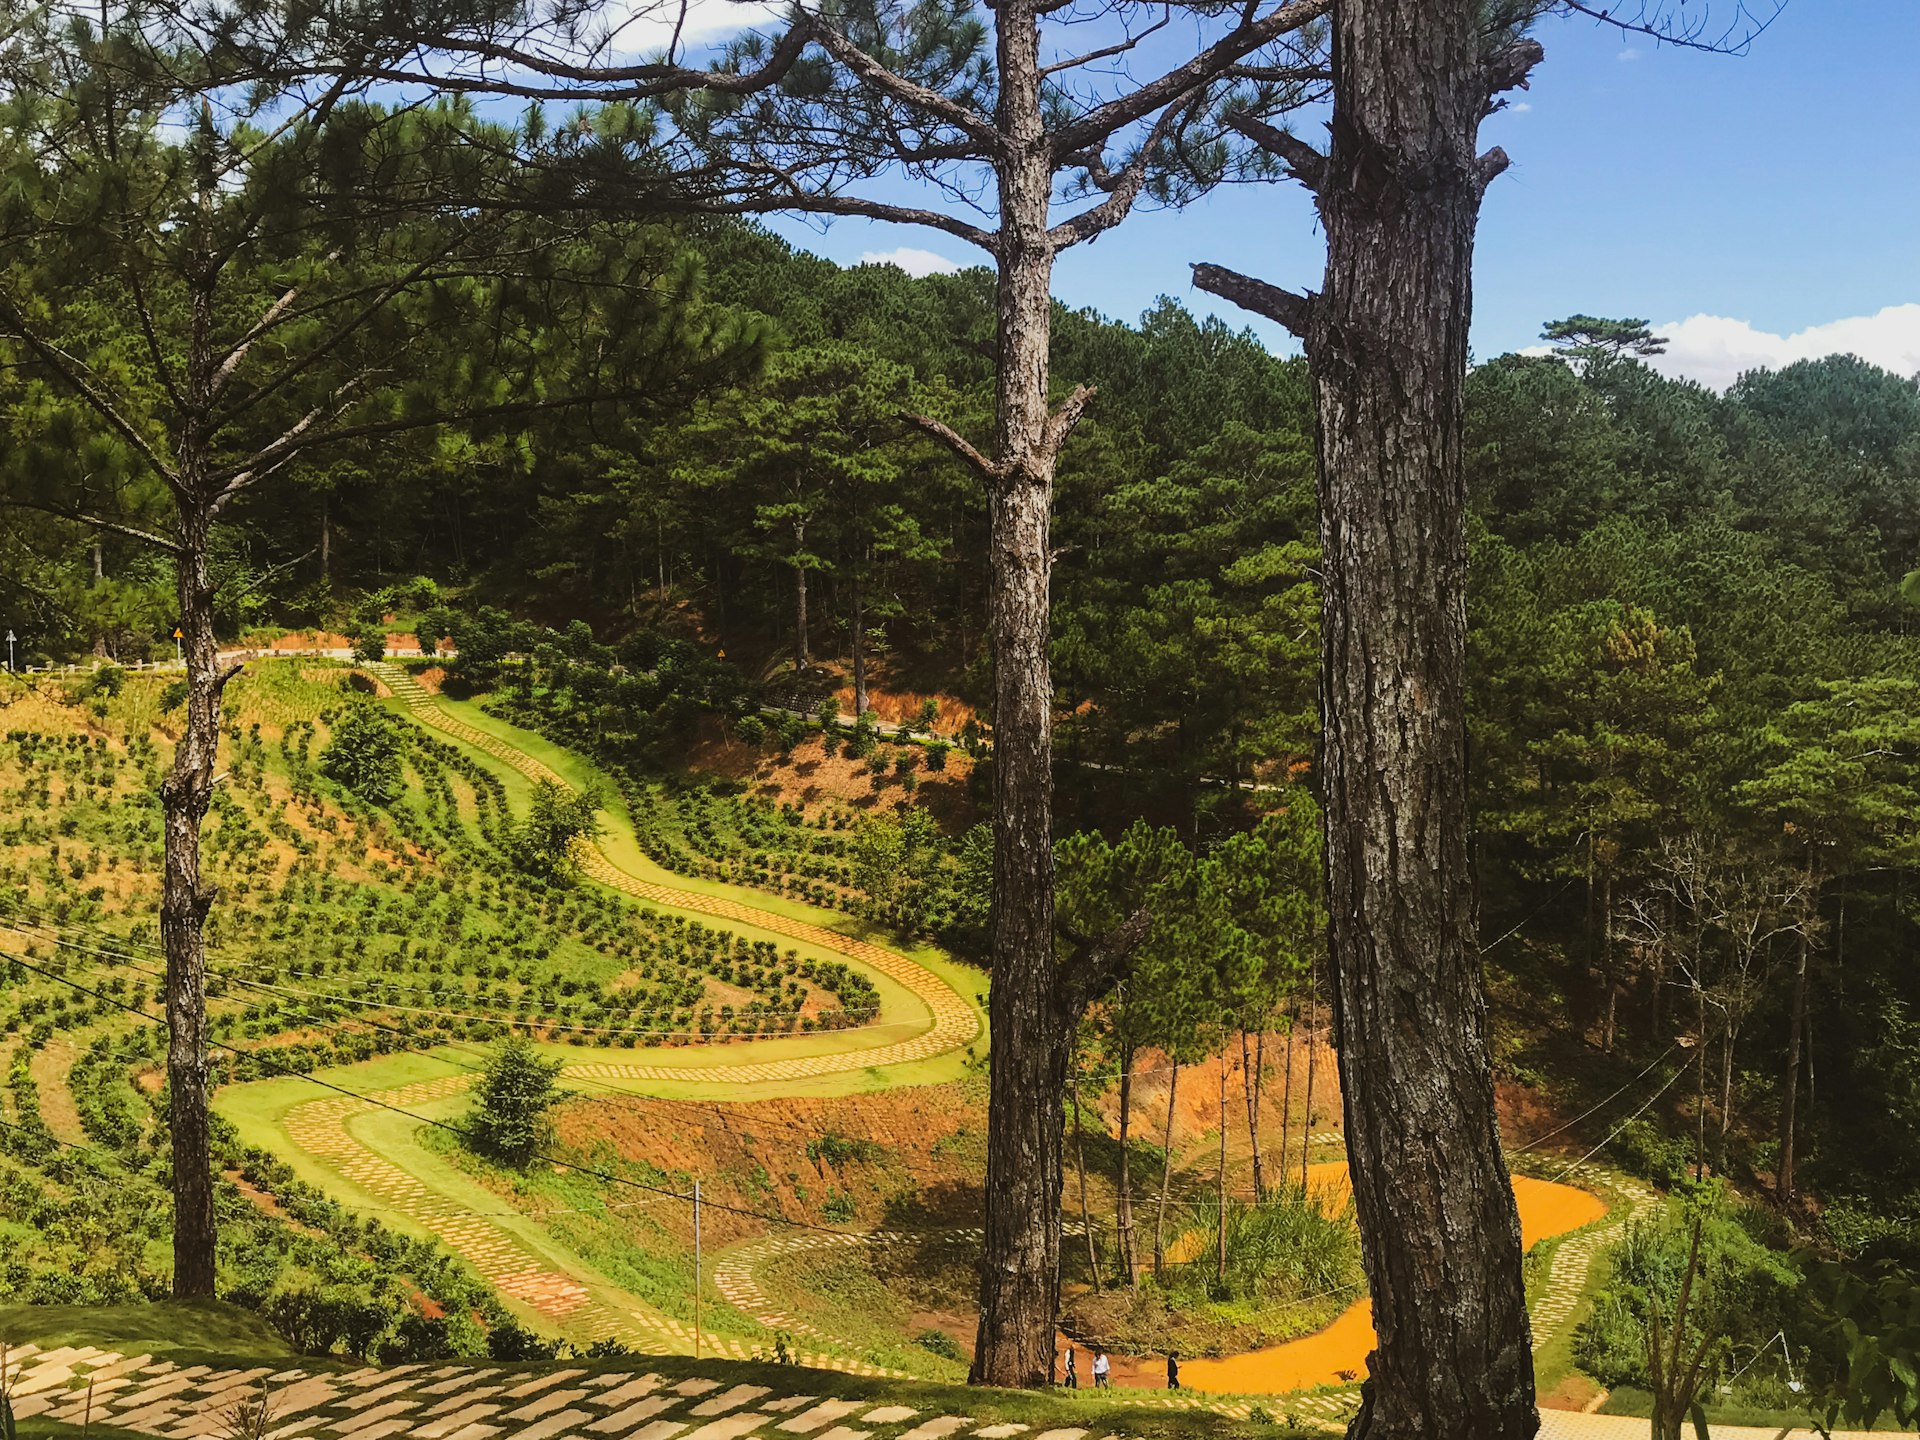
268,630 -> 352,650
680,723 -> 978,826
1090,1028 -> 1346,1177
553,1081 -> 991,1246
830,684 -> 979,736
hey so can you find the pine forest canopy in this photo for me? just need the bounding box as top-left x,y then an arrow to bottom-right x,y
12,0 -> 1920,1428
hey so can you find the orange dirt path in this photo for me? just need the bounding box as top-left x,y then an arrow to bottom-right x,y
1162,1162 -> 1605,1396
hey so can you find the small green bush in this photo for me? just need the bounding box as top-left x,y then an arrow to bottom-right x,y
465,1036 -> 568,1169
319,702 -> 407,805
915,1328 -> 963,1360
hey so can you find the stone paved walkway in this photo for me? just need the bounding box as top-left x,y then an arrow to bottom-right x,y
6,1343 -> 1905,1440
0,1347 -> 1101,1440
1527,1164 -> 1662,1350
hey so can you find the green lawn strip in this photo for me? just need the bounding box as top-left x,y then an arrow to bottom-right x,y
559,1054 -> 981,1103
216,1056 -> 764,1345
216,1050 -> 473,1196
0,1300 -> 293,1363
1595,1385 -> 1902,1431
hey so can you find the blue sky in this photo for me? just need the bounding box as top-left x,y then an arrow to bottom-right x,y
765,1 -> 1920,387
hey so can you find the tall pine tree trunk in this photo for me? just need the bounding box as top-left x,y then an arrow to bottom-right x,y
851,569 -> 868,717
1195,2 -> 1543,1428
1600,871 -> 1618,1052
1242,1029 -> 1266,1203
1299,982 -> 1316,1189
968,1 -> 1074,1379
792,519 -> 810,673
1777,929 -> 1809,1201
1778,855 -> 1818,1201
1215,1054 -> 1229,1287
1154,1058 -> 1179,1276
1115,1047 -> 1137,1288
163,495 -> 222,1298
1070,1074 -> 1102,1291
1694,984 -> 1708,1181
1280,1012 -> 1296,1164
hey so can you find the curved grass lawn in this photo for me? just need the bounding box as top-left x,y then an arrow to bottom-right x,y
217,670 -> 988,1356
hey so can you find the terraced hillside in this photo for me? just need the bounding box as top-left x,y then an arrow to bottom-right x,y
0,660 -> 983,1374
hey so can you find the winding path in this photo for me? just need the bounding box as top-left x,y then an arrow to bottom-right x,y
252,663 -> 980,1369
250,662 -> 1639,1402
368,660 -> 979,1081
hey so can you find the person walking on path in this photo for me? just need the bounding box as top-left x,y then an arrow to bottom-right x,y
1062,1347 -> 1077,1389
1092,1351 -> 1111,1389
1166,1352 -> 1180,1390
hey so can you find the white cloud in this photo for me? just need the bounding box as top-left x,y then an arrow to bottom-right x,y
1617,46 -> 1642,61
585,0 -> 778,60
1509,100 -> 1533,113
1645,304 -> 1920,391
858,247 -> 962,278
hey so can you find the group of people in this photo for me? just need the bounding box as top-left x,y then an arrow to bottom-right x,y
1057,1346 -> 1180,1391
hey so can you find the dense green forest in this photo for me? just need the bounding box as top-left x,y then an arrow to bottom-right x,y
10,198 -> 1920,1240
4,54 -> 1920,1421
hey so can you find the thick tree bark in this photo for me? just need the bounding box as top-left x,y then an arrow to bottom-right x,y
163,499 -> 222,1298
1153,1058 -> 1179,1276
969,0 -> 1070,1380
1311,27 -> 1536,1413
1199,3 -> 1540,1431
1115,1047 -> 1137,1288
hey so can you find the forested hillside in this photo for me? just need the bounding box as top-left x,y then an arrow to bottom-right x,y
8,132 -> 1920,1426
10,208 -> 1920,1243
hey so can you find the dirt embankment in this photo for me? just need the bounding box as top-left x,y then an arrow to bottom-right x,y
830,685 -> 979,736
681,722 -> 980,829
554,1081 -> 991,1247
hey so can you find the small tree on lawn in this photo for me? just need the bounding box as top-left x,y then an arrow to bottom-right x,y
319,702 -> 407,806
467,1036 -> 567,1169
510,781 -> 604,880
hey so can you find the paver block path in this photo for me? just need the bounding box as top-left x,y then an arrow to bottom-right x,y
11,1342 -> 1903,1440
